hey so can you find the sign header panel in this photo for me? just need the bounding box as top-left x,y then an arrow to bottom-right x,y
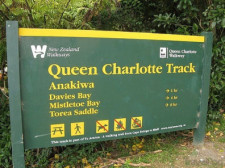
19,28 -> 204,42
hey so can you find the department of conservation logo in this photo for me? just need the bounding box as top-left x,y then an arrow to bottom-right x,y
160,47 -> 168,58
31,45 -> 47,58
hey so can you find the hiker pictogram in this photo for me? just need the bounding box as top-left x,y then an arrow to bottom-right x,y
51,124 -> 65,138
114,118 -> 126,131
75,124 -> 81,134
96,120 -> 109,133
131,116 -> 143,129
71,122 -> 84,136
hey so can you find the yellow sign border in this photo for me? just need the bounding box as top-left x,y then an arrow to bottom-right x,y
19,28 -> 204,42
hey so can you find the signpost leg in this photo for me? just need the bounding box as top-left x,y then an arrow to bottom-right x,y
6,21 -> 25,168
193,32 -> 213,145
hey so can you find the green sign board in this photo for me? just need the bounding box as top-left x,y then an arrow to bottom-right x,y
6,21 -> 212,168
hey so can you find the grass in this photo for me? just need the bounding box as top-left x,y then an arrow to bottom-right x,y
125,136 -> 190,167
120,118 -> 225,168
99,118 -> 225,168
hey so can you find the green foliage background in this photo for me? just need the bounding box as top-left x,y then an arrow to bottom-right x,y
0,0 -> 224,167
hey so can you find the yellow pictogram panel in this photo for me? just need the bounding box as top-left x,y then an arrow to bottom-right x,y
114,118 -> 126,131
50,124 -> 65,138
96,120 -> 109,133
131,116 -> 143,129
71,122 -> 84,136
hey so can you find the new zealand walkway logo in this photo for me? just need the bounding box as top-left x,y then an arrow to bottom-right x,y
31,45 -> 47,58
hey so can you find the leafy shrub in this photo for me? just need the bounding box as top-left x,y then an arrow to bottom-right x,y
0,93 -> 12,167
